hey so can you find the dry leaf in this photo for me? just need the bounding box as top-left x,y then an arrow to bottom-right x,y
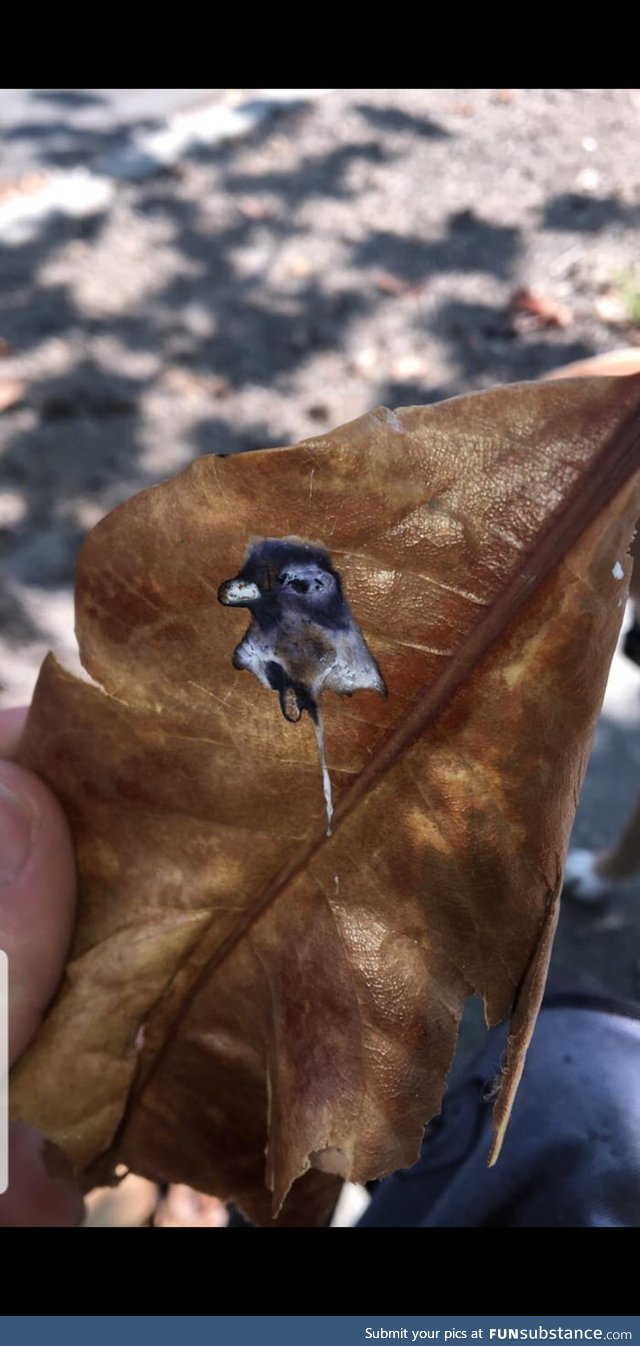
545,349 -> 640,380
11,378 -> 640,1226
372,269 -> 425,298
510,287 -> 573,330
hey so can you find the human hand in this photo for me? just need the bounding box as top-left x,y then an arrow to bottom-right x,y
0,706 -> 83,1225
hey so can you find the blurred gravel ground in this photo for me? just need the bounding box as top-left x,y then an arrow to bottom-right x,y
1,87 -> 640,1017
0,89 -> 222,181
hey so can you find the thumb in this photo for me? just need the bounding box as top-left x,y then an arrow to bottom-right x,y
0,760 -> 76,1062
0,756 -> 81,1225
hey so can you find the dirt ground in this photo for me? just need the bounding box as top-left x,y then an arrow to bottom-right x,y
1,87 -> 640,1024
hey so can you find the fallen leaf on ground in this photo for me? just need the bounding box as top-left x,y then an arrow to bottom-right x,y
372,268 -> 425,297
11,377 -> 640,1225
510,287 -> 573,329
545,350 -> 640,380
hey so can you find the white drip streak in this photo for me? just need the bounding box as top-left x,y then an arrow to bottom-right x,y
312,709 -> 334,836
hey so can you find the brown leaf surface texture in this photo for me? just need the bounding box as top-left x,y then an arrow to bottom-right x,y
11,377 -> 640,1225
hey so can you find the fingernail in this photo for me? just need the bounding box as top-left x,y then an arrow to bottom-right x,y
0,781 -> 34,886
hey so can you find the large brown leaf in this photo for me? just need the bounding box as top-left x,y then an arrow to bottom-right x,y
10,377 -> 640,1226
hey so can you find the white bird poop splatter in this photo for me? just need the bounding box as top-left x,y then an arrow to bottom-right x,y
218,537 -> 387,836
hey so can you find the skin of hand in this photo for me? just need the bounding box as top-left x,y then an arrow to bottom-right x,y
0,705 -> 83,1226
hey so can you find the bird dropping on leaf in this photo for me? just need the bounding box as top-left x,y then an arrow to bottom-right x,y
219,537 -> 387,833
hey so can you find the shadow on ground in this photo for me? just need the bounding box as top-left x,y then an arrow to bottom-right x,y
0,89 -> 637,716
